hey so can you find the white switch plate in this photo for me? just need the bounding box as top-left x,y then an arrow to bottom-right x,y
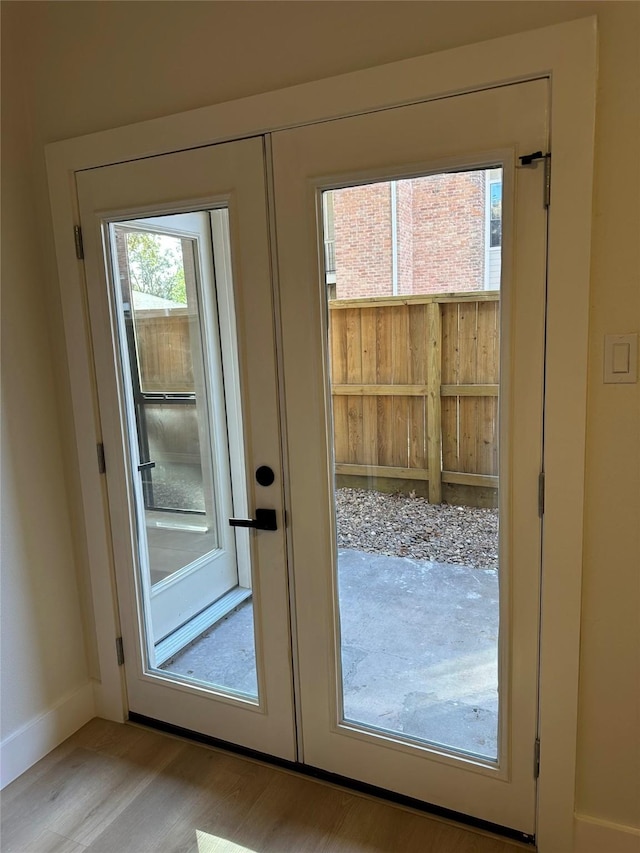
604,333 -> 638,383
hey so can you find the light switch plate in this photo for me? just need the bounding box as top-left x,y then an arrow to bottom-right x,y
604,333 -> 638,383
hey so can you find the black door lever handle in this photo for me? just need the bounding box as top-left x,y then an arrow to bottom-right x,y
229,508 -> 277,531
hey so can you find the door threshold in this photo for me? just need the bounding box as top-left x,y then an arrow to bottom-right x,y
127,712 -> 536,847
154,586 -> 252,665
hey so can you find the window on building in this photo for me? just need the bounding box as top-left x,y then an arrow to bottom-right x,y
489,175 -> 502,248
323,191 -> 336,275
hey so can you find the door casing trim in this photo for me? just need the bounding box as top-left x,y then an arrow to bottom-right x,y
46,17 -> 597,853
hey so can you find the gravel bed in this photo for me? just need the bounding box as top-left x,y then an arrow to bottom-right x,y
336,488 -> 499,570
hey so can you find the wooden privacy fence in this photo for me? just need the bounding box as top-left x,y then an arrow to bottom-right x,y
329,292 -> 499,504
133,292 -> 500,507
135,310 -> 194,393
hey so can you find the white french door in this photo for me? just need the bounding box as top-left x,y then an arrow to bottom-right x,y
273,78 -> 548,835
77,138 -> 296,760
78,79 -> 547,836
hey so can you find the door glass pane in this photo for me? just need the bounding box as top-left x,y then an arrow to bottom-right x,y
144,401 -> 205,513
324,169 -> 501,760
109,213 -> 258,700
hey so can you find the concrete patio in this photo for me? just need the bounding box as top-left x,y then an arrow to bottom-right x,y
161,548 -> 499,760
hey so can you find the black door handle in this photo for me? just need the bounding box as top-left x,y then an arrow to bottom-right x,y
137,460 -> 156,471
229,508 -> 277,531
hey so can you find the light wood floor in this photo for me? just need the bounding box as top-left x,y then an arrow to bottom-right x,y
1,719 -> 531,852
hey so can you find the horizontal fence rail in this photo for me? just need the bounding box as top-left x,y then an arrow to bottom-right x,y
329,291 -> 499,504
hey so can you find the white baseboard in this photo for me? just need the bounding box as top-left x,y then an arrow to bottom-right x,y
0,681 -> 95,789
574,814 -> 640,853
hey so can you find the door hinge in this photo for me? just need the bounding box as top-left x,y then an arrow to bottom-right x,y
116,636 -> 125,666
544,154 -> 552,208
97,442 -> 106,474
534,737 -> 541,779
538,471 -> 545,517
74,225 -> 84,260
518,151 -> 551,208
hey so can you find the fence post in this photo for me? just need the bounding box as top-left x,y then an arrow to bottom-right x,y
426,302 -> 442,503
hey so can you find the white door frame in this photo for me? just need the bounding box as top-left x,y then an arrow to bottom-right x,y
46,18 -> 597,853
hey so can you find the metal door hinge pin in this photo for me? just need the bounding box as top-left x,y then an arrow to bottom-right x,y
116,636 -> 124,666
544,155 -> 552,207
97,442 -> 106,474
518,151 -> 551,207
74,225 -> 84,260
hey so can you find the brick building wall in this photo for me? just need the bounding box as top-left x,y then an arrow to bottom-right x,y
333,182 -> 392,298
331,171 -> 487,298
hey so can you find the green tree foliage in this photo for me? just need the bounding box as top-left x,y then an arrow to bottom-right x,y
126,232 -> 187,304
169,267 -> 187,305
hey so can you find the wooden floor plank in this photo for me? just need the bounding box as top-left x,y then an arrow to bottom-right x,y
6,829 -> 87,853
72,716 -> 163,758
2,720 -> 529,853
0,737 -> 79,810
88,746 -> 273,853
221,769 -> 359,852
1,730 -> 182,850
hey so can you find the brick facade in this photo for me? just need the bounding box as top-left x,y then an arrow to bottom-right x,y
331,171 -> 487,299
333,182 -> 392,298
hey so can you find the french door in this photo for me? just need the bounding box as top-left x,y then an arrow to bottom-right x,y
272,77 -> 547,835
77,138 -> 297,760
78,79 -> 548,835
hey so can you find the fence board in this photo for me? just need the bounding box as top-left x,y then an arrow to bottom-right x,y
441,397 -> 458,472
440,302 -> 458,385
391,307 -> 410,467
376,396 -> 392,467
475,300 -> 499,475
457,301 -> 478,384
346,309 -> 363,465
360,309 -> 378,465
409,398 -> 426,470
426,302 -> 442,502
345,308 -> 362,379
478,396 -> 497,476
330,308 -> 349,464
440,303 -> 459,473
408,305 -> 427,470
457,303 -> 477,473
376,307 -> 394,467
478,300 -> 500,383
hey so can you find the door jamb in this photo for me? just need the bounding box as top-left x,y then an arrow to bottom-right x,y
45,18 -> 597,853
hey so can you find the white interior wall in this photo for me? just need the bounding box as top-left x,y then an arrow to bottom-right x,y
574,3 -> 640,828
1,0 -> 637,836
0,30 -> 92,783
